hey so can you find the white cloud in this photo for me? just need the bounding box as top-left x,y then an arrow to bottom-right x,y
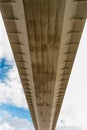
0,11 -> 28,109
56,20 -> 87,130
0,12 -> 13,61
0,110 -> 34,130
0,122 -> 15,130
56,127 -> 82,130
11,117 -> 34,130
0,64 -> 28,109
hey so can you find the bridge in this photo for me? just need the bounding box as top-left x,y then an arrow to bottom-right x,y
0,0 -> 87,130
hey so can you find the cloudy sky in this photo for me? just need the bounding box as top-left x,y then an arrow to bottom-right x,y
0,12 -> 34,130
0,12 -> 87,130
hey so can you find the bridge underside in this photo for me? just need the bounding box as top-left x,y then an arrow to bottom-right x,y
0,0 -> 87,130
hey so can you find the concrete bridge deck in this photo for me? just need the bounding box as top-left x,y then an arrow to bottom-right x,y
0,0 -> 87,130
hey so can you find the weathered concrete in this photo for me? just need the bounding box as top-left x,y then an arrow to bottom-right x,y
0,0 -> 87,130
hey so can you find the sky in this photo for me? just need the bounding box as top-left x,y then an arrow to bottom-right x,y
0,12 -> 34,130
56,20 -> 87,130
0,11 -> 87,130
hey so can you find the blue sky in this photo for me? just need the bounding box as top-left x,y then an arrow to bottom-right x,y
0,11 -> 87,130
0,58 -> 13,82
0,12 -> 34,130
0,104 -> 32,121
